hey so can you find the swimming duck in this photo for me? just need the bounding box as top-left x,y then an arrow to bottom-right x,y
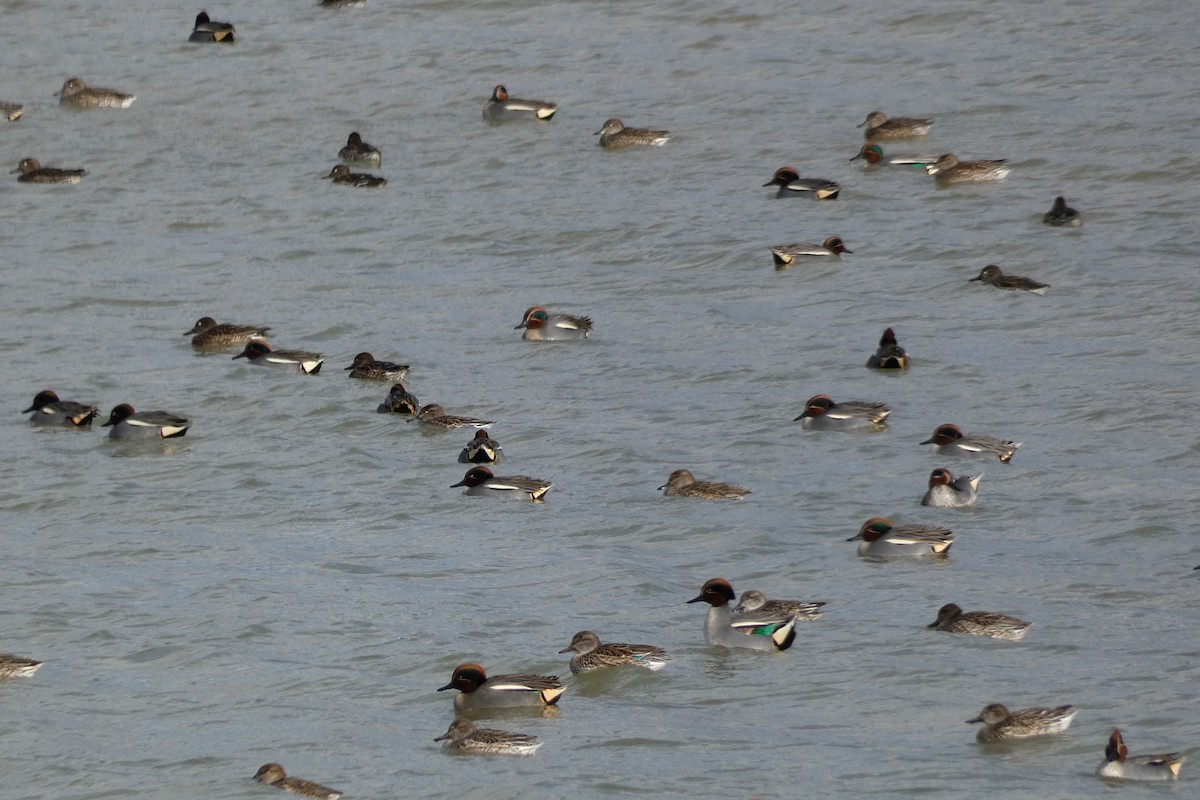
323,164 -> 386,187
450,467 -> 551,501
338,132 -> 380,165
458,430 -> 502,464
434,718 -> 543,756
12,158 -> 86,184
763,167 -> 840,199
733,589 -> 826,621
769,236 -> 851,267
185,316 -> 270,348
376,383 -> 419,415
967,703 -> 1077,742
794,394 -> 890,431
658,469 -> 750,499
968,265 -> 1048,294
920,424 -> 1019,463
920,468 -> 981,507
927,603 -> 1031,640
102,404 -> 191,440
515,306 -> 592,341
558,630 -> 671,673
866,327 -> 908,369
849,144 -> 937,168
23,390 -> 98,428
414,404 -> 492,430
848,517 -> 955,558
687,578 -> 797,651
1043,196 -> 1082,227
189,11 -> 236,43
437,663 -> 565,711
252,764 -> 340,799
57,78 -> 135,109
594,118 -> 670,147
1096,729 -> 1183,781
233,341 -> 325,374
343,352 -> 409,381
0,653 -> 42,679
925,153 -> 1010,184
483,85 -> 558,121
857,111 -> 933,140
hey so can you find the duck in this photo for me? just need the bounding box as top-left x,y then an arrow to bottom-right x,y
558,630 -> 671,673
57,78 -> 135,109
233,341 -> 324,374
968,264 -> 1048,294
437,663 -> 565,711
849,144 -> 938,168
594,118 -> 670,147
857,111 -> 933,140
866,327 -> 908,369
658,469 -> 750,499
338,132 -> 380,165
12,158 -> 86,184
102,404 -> 191,440
733,589 -> 826,621
1043,196 -> 1082,227
1096,729 -> 1184,781
794,394 -> 890,431
23,390 -> 98,428
920,423 -> 1019,463
921,468 -> 981,507
414,404 -> 492,430
434,718 -> 543,756
343,352 -> 409,381
514,306 -> 592,341
189,11 -> 236,43
927,603 -> 1031,640
483,85 -> 558,121
458,430 -> 502,464
185,316 -> 270,348
769,236 -> 851,267
252,764 -> 340,799
925,153 -> 1010,184
762,166 -> 840,199
967,703 -> 1077,742
450,467 -> 551,501
1,102 -> 22,122
376,383 -> 419,416
323,164 -> 386,187
848,517 -> 955,558
0,653 -> 42,680
687,578 -> 797,651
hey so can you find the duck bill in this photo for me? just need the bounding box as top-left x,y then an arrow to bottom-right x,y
557,646 -> 574,654
965,716 -> 983,724
845,533 -> 863,542
918,436 -> 936,445
685,594 -> 706,604
449,479 -> 468,488
436,683 -> 454,692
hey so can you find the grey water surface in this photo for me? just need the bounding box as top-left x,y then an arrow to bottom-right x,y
2,0 -> 1199,798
